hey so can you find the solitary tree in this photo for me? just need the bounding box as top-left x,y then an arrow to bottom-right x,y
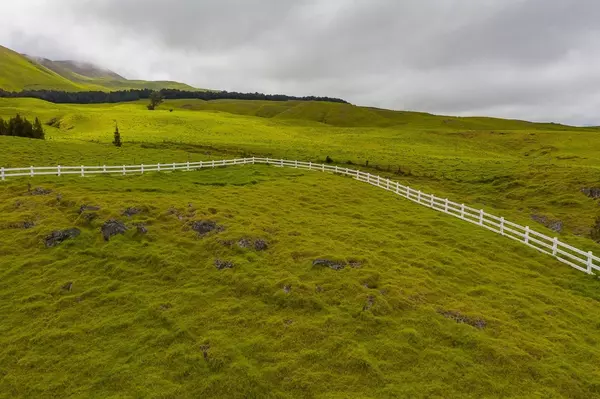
113,124 -> 122,147
147,91 -> 164,110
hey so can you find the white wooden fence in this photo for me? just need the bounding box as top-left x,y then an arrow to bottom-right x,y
2,157 -> 599,275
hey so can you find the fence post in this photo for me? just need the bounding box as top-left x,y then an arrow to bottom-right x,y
212,160 -> 215,168
356,170 -> 359,179
386,178 -> 390,190
1,167 -> 4,181
281,159 -> 284,168
587,252 -> 594,274
141,164 -> 144,174
157,163 -> 161,172
500,217 -> 505,235
267,157 -> 270,165
431,194 -> 436,207
322,164 -> 325,172
524,226 -> 530,244
417,191 -> 422,203
552,237 -> 558,256
81,165 -> 84,177
57,165 -> 61,177
335,166 -> 338,174
309,161 -> 312,170
187,161 -> 190,171
461,204 -> 465,218
396,183 -> 400,194
122,165 -> 126,175
173,163 -> 176,171
103,165 -> 107,173
30,166 -> 34,177
295,160 -> 298,168
479,209 -> 485,226
377,175 -> 380,186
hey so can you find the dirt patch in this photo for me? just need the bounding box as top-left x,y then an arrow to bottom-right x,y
101,220 -> 128,241
45,228 -> 80,247
438,309 -> 487,329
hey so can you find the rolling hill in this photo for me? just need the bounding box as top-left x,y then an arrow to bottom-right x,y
0,45 -> 199,92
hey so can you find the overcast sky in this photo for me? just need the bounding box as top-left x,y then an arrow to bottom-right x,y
1,0 -> 599,125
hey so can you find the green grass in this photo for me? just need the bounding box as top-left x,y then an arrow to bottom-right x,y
1,96 -> 600,398
1,166 -> 599,398
0,45 -> 199,92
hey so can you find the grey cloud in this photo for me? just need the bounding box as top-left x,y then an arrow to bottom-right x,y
1,0 -> 600,125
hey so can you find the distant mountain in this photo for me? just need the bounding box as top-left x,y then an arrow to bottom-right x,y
26,56 -> 126,81
0,44 -> 200,92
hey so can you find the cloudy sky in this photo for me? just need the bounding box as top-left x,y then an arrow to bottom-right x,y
1,0 -> 599,125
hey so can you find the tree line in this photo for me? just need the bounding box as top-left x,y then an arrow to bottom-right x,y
0,88 -> 348,105
0,114 -> 45,139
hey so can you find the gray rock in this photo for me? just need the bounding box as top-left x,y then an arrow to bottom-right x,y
101,220 -> 128,241
214,259 -> 234,270
122,207 -> 141,217
283,285 -> 292,294
192,220 -> 223,236
254,239 -> 268,251
312,259 -> 345,271
237,238 -> 252,249
581,187 -> 600,199
136,224 -> 148,234
45,228 -> 81,247
531,214 -> 563,233
79,205 -> 100,214
438,309 -> 487,329
31,187 -> 52,196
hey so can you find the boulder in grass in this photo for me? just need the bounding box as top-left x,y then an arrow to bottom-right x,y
214,259 -> 234,270
45,228 -> 81,247
101,220 -> 128,241
122,207 -> 142,217
254,239 -> 268,251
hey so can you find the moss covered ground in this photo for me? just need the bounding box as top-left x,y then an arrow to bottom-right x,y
1,97 -> 600,398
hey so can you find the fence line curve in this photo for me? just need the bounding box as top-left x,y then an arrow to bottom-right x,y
1,157 -> 598,275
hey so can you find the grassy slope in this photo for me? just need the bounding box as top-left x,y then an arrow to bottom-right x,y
0,46 -> 100,92
0,166 -> 599,398
1,98 -> 600,397
1,98 -> 599,249
0,46 -> 198,92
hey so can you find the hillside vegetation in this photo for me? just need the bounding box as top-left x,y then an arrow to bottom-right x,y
1,95 -> 600,398
0,45 -> 198,92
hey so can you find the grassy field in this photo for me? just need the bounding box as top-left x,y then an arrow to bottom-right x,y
1,97 -> 600,398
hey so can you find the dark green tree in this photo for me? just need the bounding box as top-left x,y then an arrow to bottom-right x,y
0,117 -> 7,135
147,91 -> 164,110
113,124 -> 122,147
32,117 -> 45,139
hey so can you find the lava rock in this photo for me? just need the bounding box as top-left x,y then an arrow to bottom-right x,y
313,259 -> 345,271
101,220 -> 128,241
531,214 -> 563,233
582,187 -> 600,199
438,309 -> 487,329
192,220 -> 223,236
45,228 -> 81,247
214,259 -> 234,270
254,239 -> 268,251
79,205 -> 100,214
31,187 -> 52,196
122,207 -> 141,217
237,238 -> 252,249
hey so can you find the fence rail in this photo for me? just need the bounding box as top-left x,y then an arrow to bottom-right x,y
1,157 -> 598,275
